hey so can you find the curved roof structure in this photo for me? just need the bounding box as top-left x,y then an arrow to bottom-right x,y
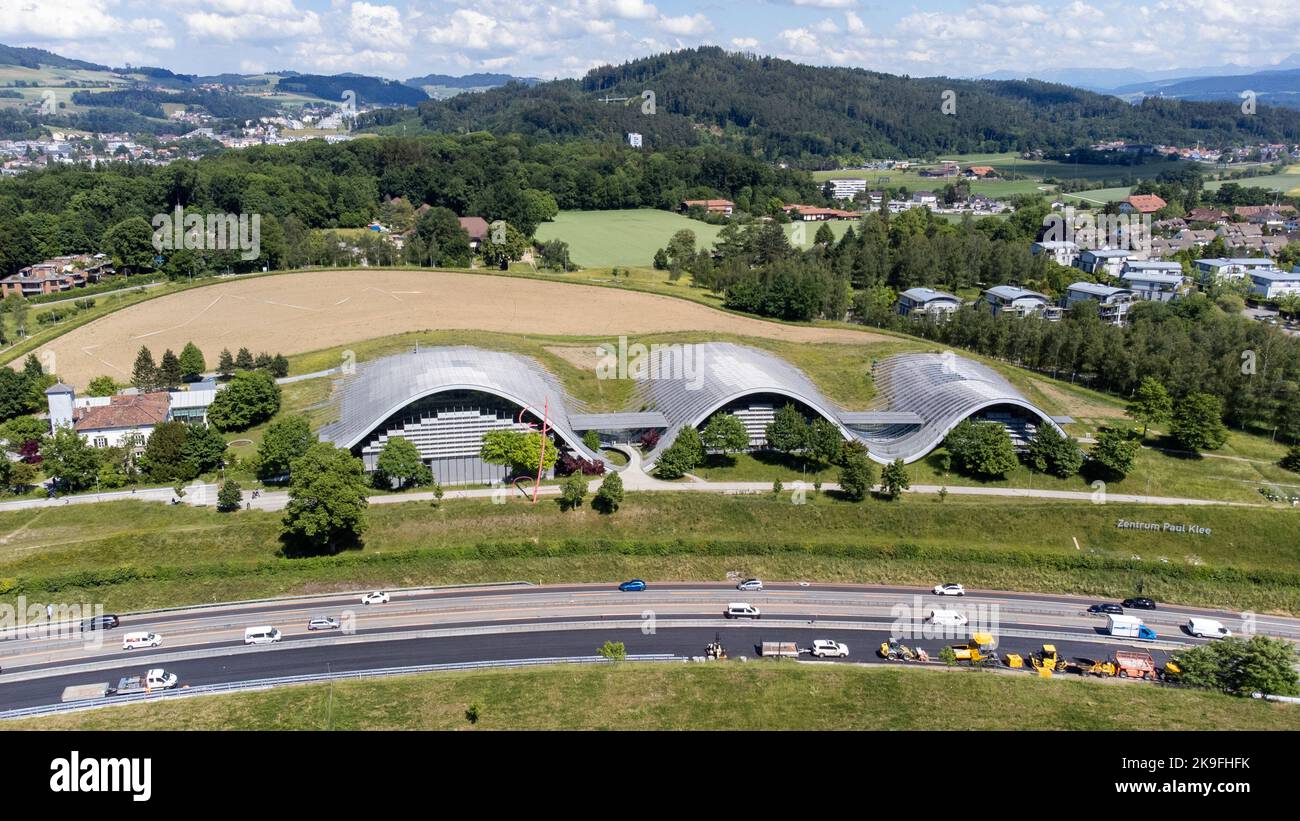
639,344 -> 1064,466
319,344 -> 1063,469
639,342 -> 856,463
851,353 -> 1067,463
318,346 -> 600,460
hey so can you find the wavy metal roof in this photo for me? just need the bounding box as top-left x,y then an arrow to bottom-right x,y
318,344 -> 1062,468
638,342 -> 857,463
853,353 -> 1067,462
318,347 -> 599,459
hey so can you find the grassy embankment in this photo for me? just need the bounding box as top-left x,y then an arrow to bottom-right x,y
2,492 -> 1299,614
9,663 -> 1297,730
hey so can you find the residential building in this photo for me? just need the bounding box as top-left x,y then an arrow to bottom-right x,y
45,382 -> 218,451
1075,248 -> 1133,278
1119,194 -> 1167,214
1030,240 -> 1079,267
458,216 -> 490,250
983,286 -> 1062,320
783,204 -> 862,221
1063,282 -> 1136,325
626,132 -> 642,148
963,165 -> 998,178
0,254 -> 115,298
680,199 -> 735,216
896,287 -> 962,318
911,191 -> 938,208
1121,269 -> 1185,302
827,178 -> 868,201
1186,207 -> 1229,224
1193,257 -> 1279,282
1248,268 -> 1300,300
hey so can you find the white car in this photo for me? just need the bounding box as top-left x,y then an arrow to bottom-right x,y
811,639 -> 849,658
932,583 -> 966,596
736,578 -> 764,592
361,591 -> 390,605
724,602 -> 761,619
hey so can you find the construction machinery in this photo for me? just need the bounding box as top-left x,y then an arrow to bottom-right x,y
704,634 -> 727,660
879,637 -> 922,661
1114,650 -> 1159,680
1030,644 -> 1066,674
1073,657 -> 1118,677
948,632 -> 998,664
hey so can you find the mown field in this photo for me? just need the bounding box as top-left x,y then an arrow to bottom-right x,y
2,493 -> 1299,614
10,663 -> 1297,730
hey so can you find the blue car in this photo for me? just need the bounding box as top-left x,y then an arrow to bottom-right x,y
618,579 -> 647,592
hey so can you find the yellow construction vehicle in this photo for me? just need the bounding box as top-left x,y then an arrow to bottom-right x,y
948,632 -> 997,664
1030,644 -> 1065,673
1075,657 -> 1117,677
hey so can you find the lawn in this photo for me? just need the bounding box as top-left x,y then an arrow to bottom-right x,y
11,663 -> 1297,730
2,492 -> 1299,614
533,208 -> 870,268
1204,169 -> 1300,196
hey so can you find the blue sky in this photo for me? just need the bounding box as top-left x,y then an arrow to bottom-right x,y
2,1 -> 1298,81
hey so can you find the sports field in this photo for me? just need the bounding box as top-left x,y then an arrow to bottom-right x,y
36,268 -> 888,388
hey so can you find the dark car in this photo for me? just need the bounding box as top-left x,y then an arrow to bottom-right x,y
1122,598 -> 1157,610
1087,603 -> 1124,615
618,579 -> 647,592
81,614 -> 121,631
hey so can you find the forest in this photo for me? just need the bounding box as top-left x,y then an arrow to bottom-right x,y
0,133 -> 821,277
400,47 -> 1300,168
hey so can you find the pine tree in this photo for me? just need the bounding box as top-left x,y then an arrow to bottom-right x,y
131,346 -> 157,391
157,349 -> 183,388
235,347 -> 255,371
217,348 -> 235,379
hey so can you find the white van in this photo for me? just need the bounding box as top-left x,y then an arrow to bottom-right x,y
122,631 -> 162,650
724,603 -> 761,619
1187,618 -> 1231,639
926,609 -> 968,627
243,626 -> 283,645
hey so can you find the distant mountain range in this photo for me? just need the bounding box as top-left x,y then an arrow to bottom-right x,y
0,42 -> 534,107
978,54 -> 1300,109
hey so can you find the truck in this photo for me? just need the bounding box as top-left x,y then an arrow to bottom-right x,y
60,669 -> 178,702
759,641 -> 799,658
1106,614 -> 1157,640
1113,651 -> 1159,680
948,632 -> 998,663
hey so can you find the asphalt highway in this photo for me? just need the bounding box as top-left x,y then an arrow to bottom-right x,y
2,582 -> 1296,712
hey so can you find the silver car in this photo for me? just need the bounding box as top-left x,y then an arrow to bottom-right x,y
307,617 -> 340,631
736,578 -> 764,592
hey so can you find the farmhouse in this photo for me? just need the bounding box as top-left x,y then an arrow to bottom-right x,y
963,165 -> 998,178
457,216 -> 490,251
680,199 -> 735,216
1119,194 -> 1166,215
782,204 -> 862,221
45,381 -> 218,451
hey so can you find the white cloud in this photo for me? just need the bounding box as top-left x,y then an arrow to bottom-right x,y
656,13 -> 712,37
349,2 -> 409,49
0,0 -> 123,40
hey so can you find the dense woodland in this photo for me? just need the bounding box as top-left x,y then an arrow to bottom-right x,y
0,134 -> 821,277
402,47 -> 1300,168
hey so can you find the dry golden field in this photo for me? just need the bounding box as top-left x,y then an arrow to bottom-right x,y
38,269 -> 886,388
